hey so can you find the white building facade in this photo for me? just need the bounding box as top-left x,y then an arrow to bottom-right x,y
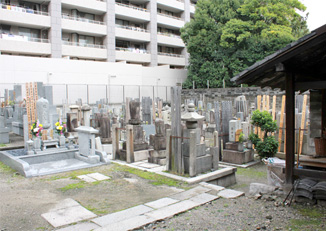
0,0 -> 197,68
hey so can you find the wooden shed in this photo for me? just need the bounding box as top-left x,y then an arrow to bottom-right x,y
232,24 -> 326,185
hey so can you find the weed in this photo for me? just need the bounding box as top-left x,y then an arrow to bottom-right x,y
111,164 -> 187,188
223,204 -> 229,208
0,143 -> 6,147
84,205 -> 108,215
59,182 -> 85,192
236,168 -> 267,178
0,161 -> 16,174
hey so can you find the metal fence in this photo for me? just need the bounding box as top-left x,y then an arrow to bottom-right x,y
0,83 -> 172,106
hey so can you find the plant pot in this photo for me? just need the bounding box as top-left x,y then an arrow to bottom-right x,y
314,137 -> 326,157
238,143 -> 244,152
246,140 -> 252,149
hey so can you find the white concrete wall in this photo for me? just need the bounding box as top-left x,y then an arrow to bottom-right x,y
0,55 -> 187,104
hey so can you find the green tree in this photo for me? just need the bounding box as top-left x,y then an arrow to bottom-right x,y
181,0 -> 308,89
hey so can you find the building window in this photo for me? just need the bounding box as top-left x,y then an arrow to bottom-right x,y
79,35 -> 94,45
18,27 -> 40,38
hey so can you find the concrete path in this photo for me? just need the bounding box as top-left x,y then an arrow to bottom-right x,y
41,159 -> 244,231
49,182 -> 244,231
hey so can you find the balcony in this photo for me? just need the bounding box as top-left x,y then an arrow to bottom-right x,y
190,3 -> 195,14
61,0 -> 106,14
62,14 -> 107,36
158,52 -> 186,66
0,34 -> 51,55
62,41 -> 107,60
115,3 -> 150,22
157,32 -> 184,47
157,13 -> 184,29
157,0 -> 184,12
115,47 -> 151,63
0,4 -> 50,29
115,25 -> 150,42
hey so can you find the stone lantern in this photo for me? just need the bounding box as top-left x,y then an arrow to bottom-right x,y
181,103 -> 205,129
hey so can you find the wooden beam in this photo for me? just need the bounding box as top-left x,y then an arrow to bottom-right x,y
295,81 -> 326,91
322,89 -> 326,137
278,95 -> 286,152
293,168 -> 326,180
299,95 -> 307,154
285,72 -> 295,185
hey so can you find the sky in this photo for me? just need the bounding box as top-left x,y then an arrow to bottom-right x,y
300,0 -> 326,31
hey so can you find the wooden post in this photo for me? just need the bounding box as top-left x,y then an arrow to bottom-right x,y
256,95 -> 262,135
299,95 -> 307,154
278,95 -> 286,152
285,72 -> 295,185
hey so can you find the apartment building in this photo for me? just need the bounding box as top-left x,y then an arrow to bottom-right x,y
0,0 -> 197,69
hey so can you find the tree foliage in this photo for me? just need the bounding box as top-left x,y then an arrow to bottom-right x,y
181,0 -> 309,89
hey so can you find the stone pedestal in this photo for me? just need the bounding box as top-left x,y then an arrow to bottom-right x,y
0,116 -> 10,144
223,142 -> 253,164
75,126 -> 100,164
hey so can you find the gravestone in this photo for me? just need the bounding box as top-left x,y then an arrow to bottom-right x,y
141,97 -> 152,124
235,95 -> 248,120
81,104 -> 91,127
75,126 -> 100,164
67,113 -> 78,132
36,98 -> 51,129
0,116 -> 10,144
14,85 -> 22,102
148,119 -> 166,165
129,100 -> 141,125
99,114 -> 111,144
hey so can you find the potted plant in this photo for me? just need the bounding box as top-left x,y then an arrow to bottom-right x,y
237,132 -> 244,151
30,120 -> 43,150
250,110 -> 278,158
55,119 -> 67,147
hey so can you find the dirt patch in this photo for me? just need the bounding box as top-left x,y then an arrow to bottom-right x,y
0,163 -> 187,231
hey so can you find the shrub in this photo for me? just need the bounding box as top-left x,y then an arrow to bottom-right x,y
250,110 -> 278,158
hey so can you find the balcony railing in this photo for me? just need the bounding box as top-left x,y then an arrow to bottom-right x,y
62,14 -> 105,25
0,34 -> 49,43
158,52 -> 184,58
157,32 -> 181,39
158,12 -> 182,21
116,2 -> 148,12
0,4 -> 49,16
116,25 -> 149,33
62,41 -> 106,49
116,47 -> 149,54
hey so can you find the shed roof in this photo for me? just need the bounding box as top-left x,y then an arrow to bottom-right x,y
232,24 -> 326,90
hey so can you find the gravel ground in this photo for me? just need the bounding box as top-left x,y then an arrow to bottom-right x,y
143,163 -> 326,231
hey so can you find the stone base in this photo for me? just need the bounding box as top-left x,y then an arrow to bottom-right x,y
225,142 -> 244,152
222,149 -> 254,165
207,172 -> 237,187
0,130 -> 10,144
148,150 -> 166,165
101,137 -> 112,144
122,142 -> 148,151
184,154 -> 212,175
117,150 -> 149,162
75,152 -> 100,164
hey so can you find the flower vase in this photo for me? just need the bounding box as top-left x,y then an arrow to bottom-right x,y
33,137 -> 41,151
59,135 -> 65,148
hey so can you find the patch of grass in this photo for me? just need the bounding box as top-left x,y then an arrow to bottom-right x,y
236,167 -> 267,178
84,205 -> 108,215
68,169 -> 95,179
111,164 -> 187,188
59,182 -> 86,192
223,204 -> 229,208
288,206 -> 326,231
0,161 -> 16,174
35,227 -> 47,230
230,183 -> 248,189
0,143 -> 6,147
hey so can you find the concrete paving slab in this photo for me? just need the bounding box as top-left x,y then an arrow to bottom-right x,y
92,205 -> 153,227
49,198 -> 80,212
145,200 -> 199,220
145,197 -> 179,209
199,182 -> 225,192
94,215 -> 156,231
77,175 -> 97,183
87,173 -> 110,181
219,160 -> 260,168
55,222 -> 100,231
42,204 -> 97,228
218,189 -> 245,199
148,166 -> 166,173
189,193 -> 219,204
169,186 -> 210,200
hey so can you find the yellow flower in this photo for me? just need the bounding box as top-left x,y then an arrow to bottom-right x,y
55,122 -> 60,126
39,124 -> 43,127
31,126 -> 33,130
